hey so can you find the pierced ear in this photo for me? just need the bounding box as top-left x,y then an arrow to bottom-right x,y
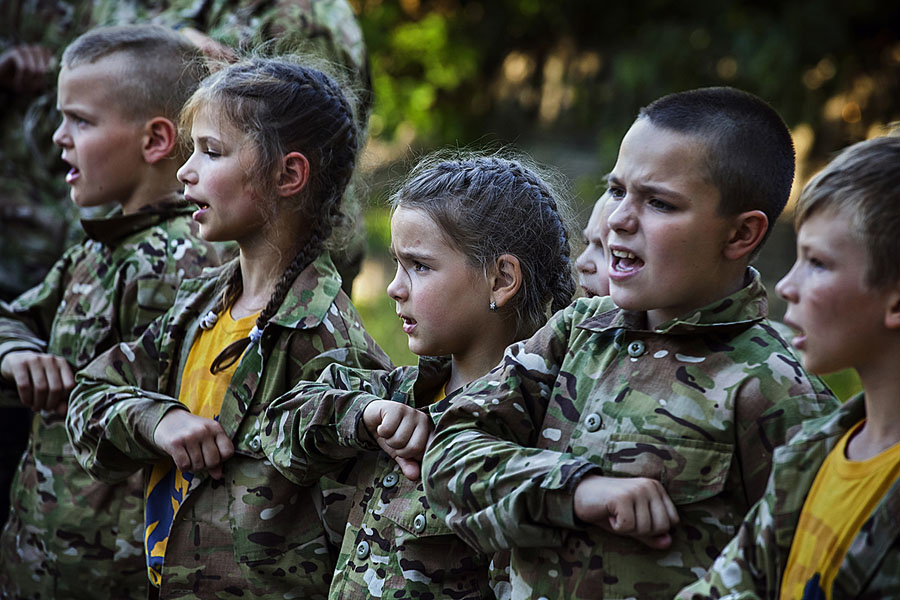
723,210 -> 768,261
884,287 -> 900,330
490,254 -> 523,309
277,151 -> 310,197
142,117 -> 177,165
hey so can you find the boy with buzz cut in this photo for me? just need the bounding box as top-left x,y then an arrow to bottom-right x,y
678,135 -> 900,600
0,25 -> 226,599
421,86 -> 838,600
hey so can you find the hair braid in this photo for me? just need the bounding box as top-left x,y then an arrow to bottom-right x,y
191,57 -> 359,374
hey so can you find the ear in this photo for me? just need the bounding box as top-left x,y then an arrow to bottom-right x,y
490,254 -> 523,309
884,286 -> 900,330
141,117 -> 177,165
723,210 -> 768,261
276,151 -> 310,197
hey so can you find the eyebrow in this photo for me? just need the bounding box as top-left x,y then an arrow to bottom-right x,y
196,135 -> 222,146
606,174 -> 688,202
392,246 -> 436,263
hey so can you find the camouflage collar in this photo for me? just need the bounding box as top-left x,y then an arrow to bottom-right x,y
414,355 -> 453,400
579,267 -> 768,335
80,194 -> 192,245
266,251 -> 343,331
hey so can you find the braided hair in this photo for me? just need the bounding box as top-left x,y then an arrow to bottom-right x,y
179,57 -> 359,374
391,152 -> 576,338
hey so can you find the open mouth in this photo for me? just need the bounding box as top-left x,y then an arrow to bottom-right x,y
65,166 -> 80,184
399,314 -> 417,334
610,248 -> 644,275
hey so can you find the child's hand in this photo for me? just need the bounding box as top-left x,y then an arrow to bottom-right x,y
573,474 -> 679,549
153,409 -> 234,479
0,44 -> 53,94
362,399 -> 433,481
0,350 -> 74,414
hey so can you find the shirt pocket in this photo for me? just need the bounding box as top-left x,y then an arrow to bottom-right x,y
380,477 -> 455,540
600,432 -> 733,505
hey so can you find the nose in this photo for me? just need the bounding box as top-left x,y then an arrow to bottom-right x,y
775,262 -> 799,303
177,155 -> 197,186
607,196 -> 637,234
575,246 -> 596,275
52,120 -> 70,149
386,263 -> 409,303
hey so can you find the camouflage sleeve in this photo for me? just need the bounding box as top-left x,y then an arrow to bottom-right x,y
263,363 -> 414,486
422,306 -> 599,554
732,356 -> 836,508
66,313 -> 183,484
676,483 -> 779,599
0,250 -> 72,366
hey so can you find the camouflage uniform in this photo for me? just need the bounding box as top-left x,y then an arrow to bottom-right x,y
265,355 -> 497,599
0,199 -> 225,600
67,252 -> 392,600
422,269 -> 838,600
677,394 -> 900,599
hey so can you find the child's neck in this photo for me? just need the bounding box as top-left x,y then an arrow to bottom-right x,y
120,166 -> 182,215
847,341 -> 900,460
447,329 -> 519,395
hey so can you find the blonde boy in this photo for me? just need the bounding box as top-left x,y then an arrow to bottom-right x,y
0,25 -> 224,599
679,135 -> 900,599
576,193 -> 612,298
422,87 -> 837,600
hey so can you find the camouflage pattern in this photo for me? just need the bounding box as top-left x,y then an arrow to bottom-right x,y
67,252 -> 392,600
0,199 -> 226,600
265,356 -> 496,599
1,0 -> 370,299
677,394 -> 900,600
422,268 -> 838,600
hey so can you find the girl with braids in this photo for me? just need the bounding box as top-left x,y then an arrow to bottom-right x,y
65,57 -> 391,600
263,152 -> 576,599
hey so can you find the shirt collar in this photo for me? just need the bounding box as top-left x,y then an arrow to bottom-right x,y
267,251 -> 343,331
80,194 -> 191,245
578,267 -> 768,335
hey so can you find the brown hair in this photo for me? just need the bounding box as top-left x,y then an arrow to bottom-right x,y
794,135 -> 900,288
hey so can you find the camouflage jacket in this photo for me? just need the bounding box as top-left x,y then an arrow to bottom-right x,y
0,199 -> 224,600
1,0 -> 369,300
67,252 -> 391,600
677,394 -> 900,599
422,269 -> 838,600
265,355 -> 496,599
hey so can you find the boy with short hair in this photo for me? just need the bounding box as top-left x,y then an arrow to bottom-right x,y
678,134 -> 900,600
422,87 -> 837,600
0,25 -> 225,599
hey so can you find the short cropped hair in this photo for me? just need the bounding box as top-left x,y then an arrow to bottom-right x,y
795,135 -> 900,288
62,24 -> 206,124
639,87 -> 795,250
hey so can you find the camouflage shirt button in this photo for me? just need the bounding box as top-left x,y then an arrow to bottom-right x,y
356,540 -> 370,559
627,340 -> 646,357
584,413 -> 603,432
249,436 -> 261,451
413,513 -> 426,533
382,472 -> 399,488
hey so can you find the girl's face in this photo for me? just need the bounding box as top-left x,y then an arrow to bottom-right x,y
575,196 -> 611,298
177,105 -> 268,246
387,206 -> 494,358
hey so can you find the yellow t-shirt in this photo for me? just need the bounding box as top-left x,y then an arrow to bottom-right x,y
144,307 -> 258,586
780,421 -> 900,599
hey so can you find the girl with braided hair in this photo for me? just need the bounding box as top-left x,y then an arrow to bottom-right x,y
66,57 -> 391,599
263,151 -> 576,599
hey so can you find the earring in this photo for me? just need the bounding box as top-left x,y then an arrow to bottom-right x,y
489,300 -> 497,312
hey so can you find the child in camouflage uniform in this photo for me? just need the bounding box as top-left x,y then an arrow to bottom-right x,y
66,57 -> 391,600
263,153 -> 577,599
421,87 -> 839,600
679,135 -> 900,599
0,25 -> 224,600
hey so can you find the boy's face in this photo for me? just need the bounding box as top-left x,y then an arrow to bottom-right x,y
575,196 -> 611,298
776,208 -> 891,374
52,55 -> 146,212
606,118 -> 740,328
